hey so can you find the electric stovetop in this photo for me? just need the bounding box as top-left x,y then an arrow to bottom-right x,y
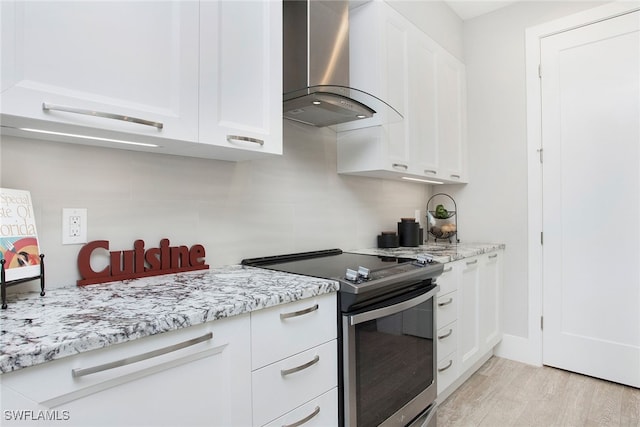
242,248 -> 443,298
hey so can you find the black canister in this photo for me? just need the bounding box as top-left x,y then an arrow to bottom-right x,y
398,218 -> 420,247
377,231 -> 399,248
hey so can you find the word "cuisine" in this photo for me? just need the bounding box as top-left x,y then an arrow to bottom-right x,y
77,239 -> 209,286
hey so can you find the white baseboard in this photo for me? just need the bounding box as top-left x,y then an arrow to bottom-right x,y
494,333 -> 542,367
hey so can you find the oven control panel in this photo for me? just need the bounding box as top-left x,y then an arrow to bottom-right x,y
344,259 -> 439,283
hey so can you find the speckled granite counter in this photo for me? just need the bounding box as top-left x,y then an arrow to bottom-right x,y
0,265 -> 338,374
349,242 -> 505,263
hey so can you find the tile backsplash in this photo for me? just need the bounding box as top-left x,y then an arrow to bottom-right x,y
1,121 -> 429,289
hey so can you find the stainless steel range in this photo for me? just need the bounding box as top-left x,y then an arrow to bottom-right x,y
242,249 -> 443,427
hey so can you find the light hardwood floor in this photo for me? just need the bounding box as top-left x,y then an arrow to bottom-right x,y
437,356 -> 640,427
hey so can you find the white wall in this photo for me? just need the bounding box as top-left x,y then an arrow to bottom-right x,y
441,1 -> 607,362
0,121 -> 429,289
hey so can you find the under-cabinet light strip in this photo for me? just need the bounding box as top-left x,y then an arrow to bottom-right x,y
1,125 -> 160,148
401,177 -> 443,184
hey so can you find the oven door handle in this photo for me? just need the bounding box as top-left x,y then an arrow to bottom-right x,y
348,286 -> 440,326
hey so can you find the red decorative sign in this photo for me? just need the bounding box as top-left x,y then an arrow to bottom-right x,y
77,238 -> 209,286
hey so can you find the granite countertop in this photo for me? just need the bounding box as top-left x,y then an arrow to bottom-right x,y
0,265 -> 338,374
349,242 -> 505,263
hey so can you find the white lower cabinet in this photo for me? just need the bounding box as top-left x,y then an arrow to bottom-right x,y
263,388 -> 338,427
250,293 -> 338,426
252,341 -> 337,426
459,256 -> 482,373
436,250 -> 504,401
435,262 -> 460,395
0,293 -> 340,426
0,314 -> 252,427
480,252 -> 502,351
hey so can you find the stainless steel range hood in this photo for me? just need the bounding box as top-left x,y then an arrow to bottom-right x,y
283,0 -> 402,128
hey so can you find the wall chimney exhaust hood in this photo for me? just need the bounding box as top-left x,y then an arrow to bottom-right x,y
283,0 -> 402,129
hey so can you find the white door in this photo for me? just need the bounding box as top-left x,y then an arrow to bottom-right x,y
541,10 -> 640,387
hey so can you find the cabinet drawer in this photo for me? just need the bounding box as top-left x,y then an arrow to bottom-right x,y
436,321 -> 457,362
0,315 -> 250,408
437,351 -> 458,395
436,263 -> 458,294
436,291 -> 457,329
262,387 -> 338,427
251,293 -> 337,369
252,340 -> 337,427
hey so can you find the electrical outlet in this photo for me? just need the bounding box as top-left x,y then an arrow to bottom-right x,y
62,208 -> 87,245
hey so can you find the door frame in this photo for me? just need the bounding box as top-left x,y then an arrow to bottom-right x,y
524,1 -> 640,366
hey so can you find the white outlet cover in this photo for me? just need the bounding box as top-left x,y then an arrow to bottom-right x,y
62,208 -> 88,245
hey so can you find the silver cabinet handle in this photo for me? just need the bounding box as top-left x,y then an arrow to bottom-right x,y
466,259 -> 478,266
226,135 -> 264,146
488,253 -> 498,259
280,304 -> 319,320
42,102 -> 163,129
281,355 -> 320,377
438,329 -> 453,340
438,298 -> 453,307
450,174 -> 461,179
71,332 -> 213,378
424,169 -> 437,174
282,406 -> 321,427
438,359 -> 453,372
392,163 -> 408,170
443,266 -> 453,273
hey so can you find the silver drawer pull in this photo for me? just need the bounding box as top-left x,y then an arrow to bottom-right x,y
226,135 -> 264,146
424,169 -> 437,174
71,332 -> 213,378
466,259 -> 478,266
438,359 -> 453,372
488,253 -> 498,259
392,163 -> 409,170
438,329 -> 453,340
281,355 -> 320,377
443,266 -> 453,273
42,102 -> 163,129
450,174 -> 461,179
282,406 -> 320,427
280,304 -> 319,320
438,298 -> 453,307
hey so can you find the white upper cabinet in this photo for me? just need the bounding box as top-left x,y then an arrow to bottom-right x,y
199,0 -> 282,159
337,0 -> 467,184
1,1 -> 199,143
0,0 -> 282,161
436,52 -> 467,182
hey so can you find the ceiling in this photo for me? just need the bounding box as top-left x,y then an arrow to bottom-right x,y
444,1 -> 522,20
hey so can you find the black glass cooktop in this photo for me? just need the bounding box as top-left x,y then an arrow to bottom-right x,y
241,249 -> 412,281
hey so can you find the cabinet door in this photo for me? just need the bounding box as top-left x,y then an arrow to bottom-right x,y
1,1 -> 199,142
199,0 -> 282,158
436,52 -> 467,182
1,316 -> 252,427
459,256 -> 481,372
252,340 -> 337,426
436,291 -> 457,330
408,29 -> 438,177
480,251 -> 502,351
251,293 -> 336,370
262,388 -> 338,427
337,2 -> 410,175
383,10 -> 410,170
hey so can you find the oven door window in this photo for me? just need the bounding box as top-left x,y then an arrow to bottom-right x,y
353,298 -> 434,426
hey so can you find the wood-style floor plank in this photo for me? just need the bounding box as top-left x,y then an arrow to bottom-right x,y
437,356 -> 640,427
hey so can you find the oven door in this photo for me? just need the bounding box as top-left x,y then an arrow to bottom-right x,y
342,285 -> 439,427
